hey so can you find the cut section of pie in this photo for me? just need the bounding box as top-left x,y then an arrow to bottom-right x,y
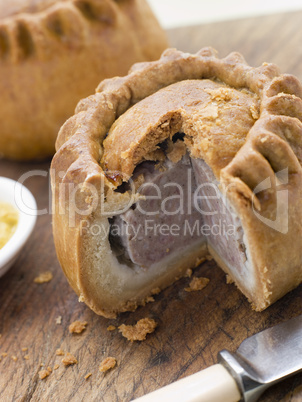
0,0 -> 168,160
51,48 -> 302,318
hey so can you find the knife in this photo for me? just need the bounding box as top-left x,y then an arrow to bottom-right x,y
133,315 -> 302,402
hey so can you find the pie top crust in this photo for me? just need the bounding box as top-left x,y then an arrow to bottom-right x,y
101,79 -> 259,180
55,47 -> 302,191
52,47 -> 302,316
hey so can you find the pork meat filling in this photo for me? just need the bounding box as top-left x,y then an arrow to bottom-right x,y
110,154 -> 205,268
109,142 -> 249,275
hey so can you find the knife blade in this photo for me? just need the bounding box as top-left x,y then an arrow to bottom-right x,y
133,315 -> 302,402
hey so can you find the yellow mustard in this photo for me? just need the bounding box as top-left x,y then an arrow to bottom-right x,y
0,202 -> 19,249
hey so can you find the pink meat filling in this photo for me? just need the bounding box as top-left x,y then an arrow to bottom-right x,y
110,146 -> 248,272
191,158 -> 248,274
110,154 -> 204,268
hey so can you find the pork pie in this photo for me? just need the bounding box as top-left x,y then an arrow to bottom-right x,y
51,48 -> 302,318
0,0 -> 168,160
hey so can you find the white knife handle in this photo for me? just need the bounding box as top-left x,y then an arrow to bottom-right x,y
132,364 -> 241,402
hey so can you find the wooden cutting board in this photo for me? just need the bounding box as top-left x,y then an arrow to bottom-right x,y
0,10 -> 302,402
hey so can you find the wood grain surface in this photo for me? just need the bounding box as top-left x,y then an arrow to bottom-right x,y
1,10 -> 302,402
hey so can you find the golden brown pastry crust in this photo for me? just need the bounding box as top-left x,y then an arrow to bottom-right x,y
51,47 -> 302,317
0,0 -> 168,160
101,79 -> 260,179
0,0 -> 59,18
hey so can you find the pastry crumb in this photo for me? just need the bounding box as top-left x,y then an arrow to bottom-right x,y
85,195 -> 93,205
69,320 -> 88,334
185,277 -> 210,292
1,352 -> 8,357
106,100 -> 114,110
119,318 -> 157,342
34,271 -> 53,284
54,364 -> 59,370
167,139 -> 187,163
226,274 -> 234,284
24,355 -> 29,360
160,121 -> 169,128
99,357 -> 117,373
133,173 -> 145,190
143,149 -> 165,163
56,348 -> 64,356
250,103 -> 260,120
21,347 -> 28,352
62,353 -> 78,366
145,296 -> 155,303
55,316 -> 62,325
39,369 -> 51,380
11,355 -> 18,362
186,268 -> 193,277
205,87 -> 233,102
151,287 -> 160,295
47,366 -> 52,372
194,257 -> 206,267
84,372 -> 92,380
107,325 -> 116,331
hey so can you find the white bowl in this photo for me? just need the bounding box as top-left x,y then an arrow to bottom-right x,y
0,177 -> 37,278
